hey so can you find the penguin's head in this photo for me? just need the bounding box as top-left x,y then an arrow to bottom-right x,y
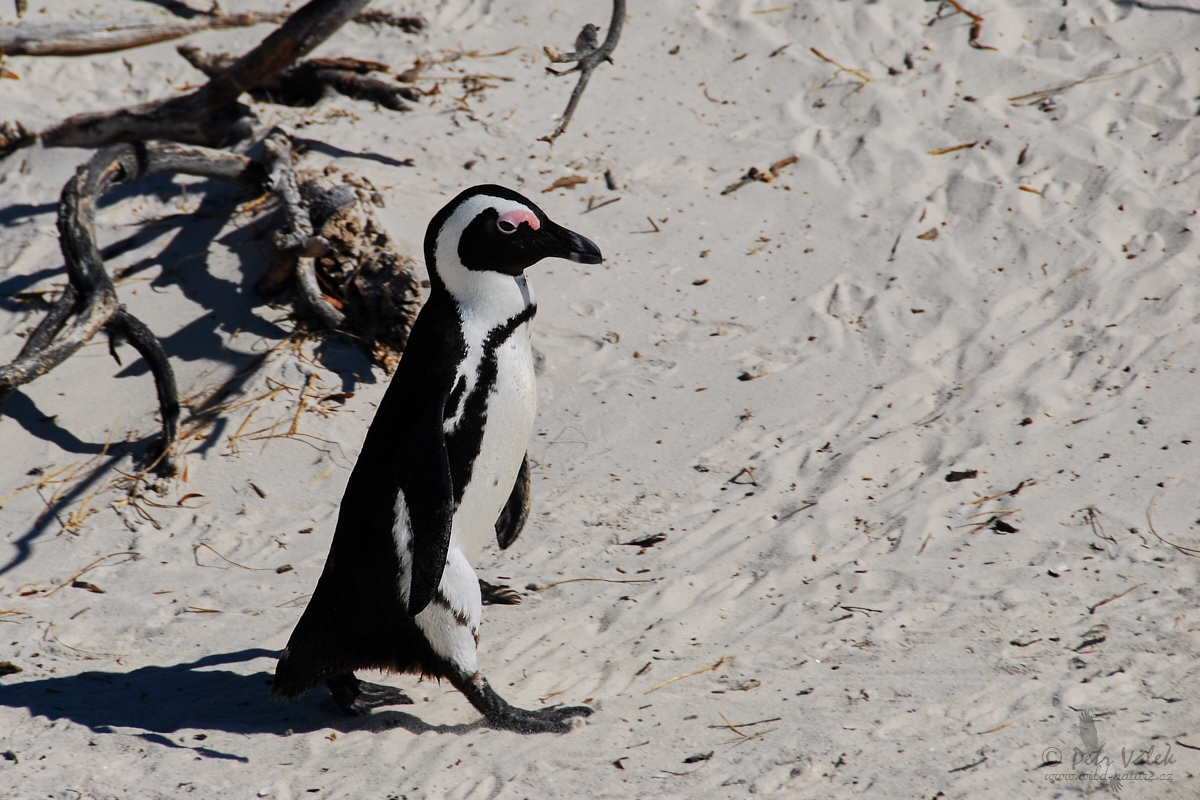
425,184 -> 602,302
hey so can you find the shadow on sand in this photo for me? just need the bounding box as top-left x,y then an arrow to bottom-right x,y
0,648 -> 478,760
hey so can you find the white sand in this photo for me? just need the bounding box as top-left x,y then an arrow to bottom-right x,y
2,1 -> 1200,797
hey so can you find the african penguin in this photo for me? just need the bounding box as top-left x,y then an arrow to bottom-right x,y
271,185 -> 602,734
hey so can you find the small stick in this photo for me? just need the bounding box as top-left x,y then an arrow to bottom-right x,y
530,577 -> 654,591
1146,481 -> 1200,557
631,216 -> 660,234
942,0 -> 996,51
840,605 -> 884,615
583,196 -> 620,214
708,716 -> 781,731
717,713 -> 750,739
42,551 -> 138,597
1088,584 -> 1143,615
810,48 -> 869,84
967,508 -> 1019,518
948,751 -> 988,773
193,542 -> 276,571
927,142 -> 977,156
1083,506 -> 1118,550
944,0 -> 982,22
969,480 -> 1033,504
289,374 -> 314,436
644,655 -> 733,694
729,466 -> 757,486
539,0 -> 625,144
0,461 -> 81,507
1007,56 -> 1166,107
45,622 -> 124,659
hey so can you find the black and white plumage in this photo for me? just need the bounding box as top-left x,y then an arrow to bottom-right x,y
271,185 -> 601,734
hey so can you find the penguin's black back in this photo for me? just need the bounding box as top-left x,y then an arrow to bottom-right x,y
272,290 -> 468,699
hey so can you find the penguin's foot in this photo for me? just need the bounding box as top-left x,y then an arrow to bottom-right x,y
455,672 -> 592,734
479,578 -> 522,605
327,672 -> 414,716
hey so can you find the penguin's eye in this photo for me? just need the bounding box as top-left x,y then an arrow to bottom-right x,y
496,208 -> 539,235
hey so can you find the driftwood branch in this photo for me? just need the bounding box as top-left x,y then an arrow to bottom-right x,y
0,9 -> 424,57
0,122 -> 35,155
1,1 -> 425,476
539,0 -> 625,144
31,0 -> 371,152
1,130 -> 422,470
0,13 -> 287,57
0,141 -> 265,474
177,46 -> 419,110
262,128 -> 345,332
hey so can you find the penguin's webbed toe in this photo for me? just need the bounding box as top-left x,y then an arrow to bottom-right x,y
489,704 -> 594,734
456,671 -> 591,734
327,673 -> 414,716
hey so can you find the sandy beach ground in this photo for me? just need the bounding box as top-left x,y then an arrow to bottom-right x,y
2,1 -> 1200,797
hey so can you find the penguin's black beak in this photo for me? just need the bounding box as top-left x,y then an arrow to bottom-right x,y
543,221 -> 603,265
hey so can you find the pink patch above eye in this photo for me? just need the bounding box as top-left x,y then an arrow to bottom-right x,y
498,208 -> 539,232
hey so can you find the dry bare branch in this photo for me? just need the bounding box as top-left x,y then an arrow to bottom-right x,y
539,0 -> 625,144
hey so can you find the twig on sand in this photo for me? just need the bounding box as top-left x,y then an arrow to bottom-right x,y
1088,584 -> 1143,615
1007,56 -> 1167,107
528,577 -> 655,591
927,141 -> 977,156
45,622 -> 125,660
644,655 -> 733,694
42,551 -> 139,597
968,479 -> 1034,504
810,48 -> 869,84
1146,480 -> 1200,557
948,750 -> 988,773
942,0 -> 997,51
720,156 -> 797,195
193,542 -> 277,572
714,712 -> 777,745
708,715 -> 781,732
1083,506 -> 1118,551
539,0 -> 625,144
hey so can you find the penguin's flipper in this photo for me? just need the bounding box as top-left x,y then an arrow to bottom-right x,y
494,452 -> 531,550
327,672 -> 414,716
403,400 -> 456,617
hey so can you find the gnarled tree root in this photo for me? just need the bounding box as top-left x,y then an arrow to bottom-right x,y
0,141 -> 265,475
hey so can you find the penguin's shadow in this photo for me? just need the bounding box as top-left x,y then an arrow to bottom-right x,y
1,648 -> 477,759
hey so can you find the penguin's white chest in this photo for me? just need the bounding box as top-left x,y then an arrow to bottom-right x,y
452,324 -> 536,564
